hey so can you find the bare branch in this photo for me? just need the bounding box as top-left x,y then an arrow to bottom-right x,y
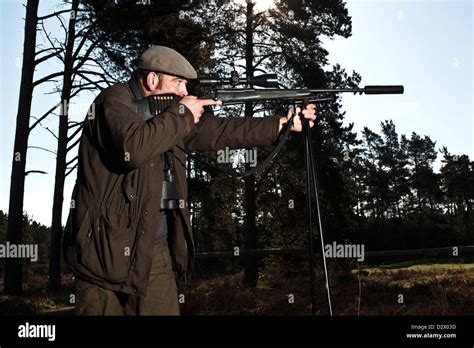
66,155 -> 78,167
65,164 -> 78,177
67,136 -> 81,153
25,170 -> 48,176
75,23 -> 94,40
253,53 -> 273,70
253,41 -> 278,48
33,71 -> 65,87
44,87 -> 62,95
72,74 -> 111,88
68,121 -> 83,129
74,72 -> 110,91
35,49 -> 62,66
37,9 -> 71,21
71,86 -> 99,96
73,72 -> 112,89
76,70 -> 108,77
40,20 -> 60,55
35,47 -> 61,57
54,10 -> 70,41
73,24 -> 96,61
45,126 -> 59,140
70,87 -> 94,99
77,56 -> 120,83
28,146 -> 57,155
73,39 -> 102,71
29,104 -> 59,131
67,123 -> 83,143
71,81 -> 99,89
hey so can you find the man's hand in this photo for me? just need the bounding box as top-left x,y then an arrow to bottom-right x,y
179,96 -> 222,123
279,104 -> 317,132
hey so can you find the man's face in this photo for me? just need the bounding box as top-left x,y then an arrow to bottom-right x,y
145,72 -> 189,97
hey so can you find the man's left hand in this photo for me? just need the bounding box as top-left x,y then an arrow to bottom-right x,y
279,104 -> 317,133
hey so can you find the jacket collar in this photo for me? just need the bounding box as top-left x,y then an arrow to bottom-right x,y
128,73 -> 145,101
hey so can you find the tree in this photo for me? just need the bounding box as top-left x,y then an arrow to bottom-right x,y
4,0 -> 119,293
80,0 -> 212,80
48,0 -> 80,290
4,0 -> 40,294
378,120 -> 409,219
440,148 -> 473,234
358,122 -> 410,221
31,1 -> 118,290
360,127 -> 386,220
403,132 -> 440,220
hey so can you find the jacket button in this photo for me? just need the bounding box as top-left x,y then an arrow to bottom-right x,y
144,210 -> 148,215
129,194 -> 134,199
141,230 -> 145,234
150,162 -> 154,167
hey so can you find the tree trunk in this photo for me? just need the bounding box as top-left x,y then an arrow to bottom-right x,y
49,0 -> 79,290
464,196 -> 471,237
3,0 -> 39,295
395,198 -> 402,220
417,189 -> 423,223
428,194 -> 435,219
243,0 -> 258,288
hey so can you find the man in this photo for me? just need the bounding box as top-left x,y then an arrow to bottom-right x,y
63,46 -> 316,315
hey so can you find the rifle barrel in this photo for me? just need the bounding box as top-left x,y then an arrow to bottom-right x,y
201,86 -> 403,104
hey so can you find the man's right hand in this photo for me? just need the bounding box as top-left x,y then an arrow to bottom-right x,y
179,96 -> 222,123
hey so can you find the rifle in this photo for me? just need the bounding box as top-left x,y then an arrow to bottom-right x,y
198,72 -> 404,104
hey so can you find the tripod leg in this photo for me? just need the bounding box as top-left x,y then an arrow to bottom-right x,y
304,121 -> 333,316
303,119 -> 317,316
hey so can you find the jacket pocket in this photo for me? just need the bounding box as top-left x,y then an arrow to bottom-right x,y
75,207 -> 92,254
80,212 -> 133,283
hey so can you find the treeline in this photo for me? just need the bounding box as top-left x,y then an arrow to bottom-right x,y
189,120 -> 473,254
0,210 -> 51,277
349,122 -> 473,250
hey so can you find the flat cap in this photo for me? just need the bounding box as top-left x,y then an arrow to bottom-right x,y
138,46 -> 197,79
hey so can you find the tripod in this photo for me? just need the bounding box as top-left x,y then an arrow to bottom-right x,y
293,86 -> 404,315
297,104 -> 333,316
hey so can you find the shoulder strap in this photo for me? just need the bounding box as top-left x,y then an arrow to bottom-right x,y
129,73 -> 154,121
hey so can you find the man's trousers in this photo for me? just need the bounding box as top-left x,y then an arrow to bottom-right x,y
75,240 -> 180,315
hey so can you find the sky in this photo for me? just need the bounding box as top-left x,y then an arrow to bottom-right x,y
0,0 -> 472,227
323,0 -> 473,166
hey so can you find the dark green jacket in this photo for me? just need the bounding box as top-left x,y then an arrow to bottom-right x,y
63,77 -> 280,295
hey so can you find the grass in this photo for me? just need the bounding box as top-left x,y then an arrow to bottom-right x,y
1,257 -> 473,315
361,263 -> 474,288
180,256 -> 474,315
349,258 -> 474,315
0,274 -> 75,315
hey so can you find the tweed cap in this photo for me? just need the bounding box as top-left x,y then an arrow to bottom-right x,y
138,46 -> 197,79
